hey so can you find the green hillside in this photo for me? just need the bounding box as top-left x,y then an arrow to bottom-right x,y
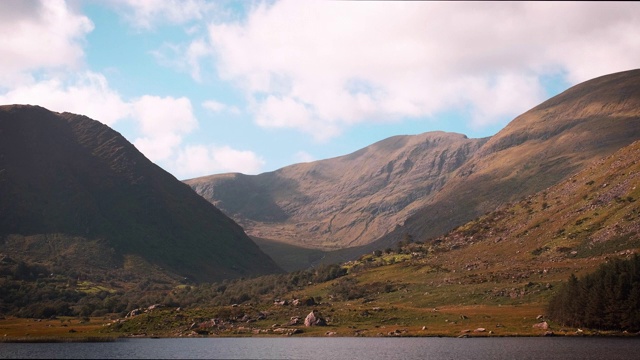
5,138 -> 635,339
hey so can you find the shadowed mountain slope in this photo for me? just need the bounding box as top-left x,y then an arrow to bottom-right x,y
0,105 -> 282,282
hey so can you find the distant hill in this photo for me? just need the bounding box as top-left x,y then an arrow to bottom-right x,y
186,69 -> 640,268
0,105 -> 282,282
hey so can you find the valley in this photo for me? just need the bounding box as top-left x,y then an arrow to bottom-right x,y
1,70 -> 640,339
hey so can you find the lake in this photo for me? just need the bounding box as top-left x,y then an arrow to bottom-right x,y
1,337 -> 639,359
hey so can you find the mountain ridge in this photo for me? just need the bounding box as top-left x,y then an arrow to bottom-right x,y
0,105 -> 282,282
187,69 -> 640,268
187,131 -> 488,249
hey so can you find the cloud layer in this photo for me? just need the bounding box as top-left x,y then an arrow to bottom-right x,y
205,1 -> 640,139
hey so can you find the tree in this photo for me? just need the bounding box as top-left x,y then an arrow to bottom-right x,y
548,255 -> 640,331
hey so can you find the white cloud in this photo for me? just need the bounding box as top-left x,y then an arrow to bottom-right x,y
115,0 -> 216,29
202,99 -> 240,115
152,38 -> 213,82
293,151 -> 314,164
461,73 -> 546,129
133,134 -> 183,163
206,1 -> 640,139
175,144 -> 265,179
0,0 -> 93,89
131,95 -> 198,162
0,71 -> 130,126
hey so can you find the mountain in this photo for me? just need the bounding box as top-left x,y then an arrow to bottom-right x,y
423,138 -> 640,273
187,132 -> 487,250
0,105 -> 282,282
371,68 -> 640,251
99,139 -> 640,338
187,69 -> 640,267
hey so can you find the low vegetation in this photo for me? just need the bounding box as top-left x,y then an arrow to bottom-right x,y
2,138 -> 640,339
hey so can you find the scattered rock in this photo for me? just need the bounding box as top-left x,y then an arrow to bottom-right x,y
126,309 -> 141,318
273,328 -> 303,335
286,317 -> 301,326
532,321 -> 549,330
293,297 -> 317,306
474,328 -> 486,333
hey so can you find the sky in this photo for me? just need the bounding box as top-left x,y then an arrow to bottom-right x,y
1,1 -> 639,180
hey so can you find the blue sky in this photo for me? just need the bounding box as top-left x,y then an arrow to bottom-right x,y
1,1 -> 639,180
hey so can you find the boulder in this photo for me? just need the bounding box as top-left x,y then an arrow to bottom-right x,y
532,321 -> 549,330
304,310 -> 327,326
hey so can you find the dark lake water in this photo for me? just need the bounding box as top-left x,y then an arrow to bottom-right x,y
1,337 -> 639,359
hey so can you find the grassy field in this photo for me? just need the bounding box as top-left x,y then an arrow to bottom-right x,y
0,252 -> 617,340
0,316 -> 117,341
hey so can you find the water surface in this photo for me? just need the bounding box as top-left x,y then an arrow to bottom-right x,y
1,337 -> 639,359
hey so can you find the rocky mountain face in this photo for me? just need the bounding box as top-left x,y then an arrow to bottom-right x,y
187,69 -> 640,267
370,69 -> 640,252
0,105 -> 282,282
187,132 -> 487,249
